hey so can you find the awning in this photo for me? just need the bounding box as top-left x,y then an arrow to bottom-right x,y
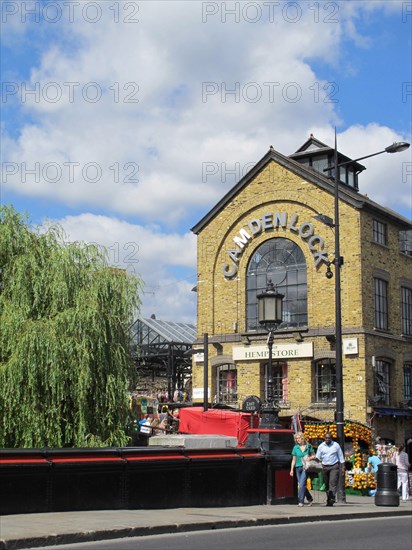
374,408 -> 412,417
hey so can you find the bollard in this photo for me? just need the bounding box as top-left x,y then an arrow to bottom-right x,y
375,462 -> 399,506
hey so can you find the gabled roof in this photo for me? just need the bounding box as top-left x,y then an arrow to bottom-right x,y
292,134 -> 330,153
191,140 -> 411,235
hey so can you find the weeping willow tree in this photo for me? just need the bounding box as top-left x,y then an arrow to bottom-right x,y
0,205 -> 143,448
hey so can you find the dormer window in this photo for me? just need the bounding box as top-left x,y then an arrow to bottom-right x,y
289,135 -> 364,191
311,155 -> 329,174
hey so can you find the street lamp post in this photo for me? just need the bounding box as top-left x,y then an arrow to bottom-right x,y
257,280 -> 284,403
322,133 -> 410,502
257,280 -> 284,505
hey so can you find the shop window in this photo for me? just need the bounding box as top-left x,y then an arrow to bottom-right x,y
216,364 -> 237,404
374,359 -> 391,406
404,364 -> 412,401
373,220 -> 387,245
263,361 -> 287,401
246,238 -> 307,331
374,278 -> 388,330
401,287 -> 412,336
314,358 -> 336,402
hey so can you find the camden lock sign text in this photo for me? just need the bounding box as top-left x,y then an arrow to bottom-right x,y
223,211 -> 329,279
233,342 -> 313,361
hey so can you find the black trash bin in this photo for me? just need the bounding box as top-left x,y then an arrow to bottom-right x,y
375,462 -> 399,506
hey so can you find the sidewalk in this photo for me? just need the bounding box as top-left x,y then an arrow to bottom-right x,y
1,493 -> 411,550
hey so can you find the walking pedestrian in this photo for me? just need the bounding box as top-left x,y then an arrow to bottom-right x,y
290,432 -> 315,507
392,444 -> 410,501
315,432 -> 345,506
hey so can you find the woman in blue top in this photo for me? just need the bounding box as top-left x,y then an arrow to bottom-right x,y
290,431 -> 315,506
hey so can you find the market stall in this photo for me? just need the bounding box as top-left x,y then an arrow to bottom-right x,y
303,420 -> 377,495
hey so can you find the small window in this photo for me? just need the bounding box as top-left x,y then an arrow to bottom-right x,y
401,287 -> 412,336
312,155 -> 329,174
264,361 -> 287,401
400,230 -> 412,255
216,364 -> 237,404
374,278 -> 388,330
374,359 -> 391,405
314,358 -> 336,402
404,364 -> 412,400
346,167 -> 355,188
373,220 -> 387,245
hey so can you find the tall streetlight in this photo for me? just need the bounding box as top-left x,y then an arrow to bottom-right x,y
257,280 -> 284,504
257,280 -> 284,404
322,133 -> 410,502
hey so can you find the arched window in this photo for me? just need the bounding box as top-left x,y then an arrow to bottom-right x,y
246,238 -> 307,331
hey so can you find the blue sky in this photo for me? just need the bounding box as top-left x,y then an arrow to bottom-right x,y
1,0 -> 411,322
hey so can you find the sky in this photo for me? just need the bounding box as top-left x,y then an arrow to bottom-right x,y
1,0 -> 412,324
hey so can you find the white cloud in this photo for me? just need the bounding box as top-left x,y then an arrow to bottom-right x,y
46,213 -> 197,322
3,1 -> 411,322
3,0 -> 350,225
337,125 -> 412,217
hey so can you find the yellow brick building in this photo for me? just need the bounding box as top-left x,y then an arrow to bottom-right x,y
191,136 -> 412,449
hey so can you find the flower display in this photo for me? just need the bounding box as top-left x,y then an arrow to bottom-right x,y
303,420 -> 372,445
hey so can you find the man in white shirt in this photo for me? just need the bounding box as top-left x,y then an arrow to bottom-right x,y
316,432 -> 345,506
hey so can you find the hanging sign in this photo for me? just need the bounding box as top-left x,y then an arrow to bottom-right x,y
242,395 -> 262,412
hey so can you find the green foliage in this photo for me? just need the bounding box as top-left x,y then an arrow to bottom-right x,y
0,205 -> 142,448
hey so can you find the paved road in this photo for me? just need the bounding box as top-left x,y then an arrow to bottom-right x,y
1,493 -> 411,550
31,517 -> 412,550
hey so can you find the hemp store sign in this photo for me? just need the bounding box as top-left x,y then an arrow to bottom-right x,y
233,342 -> 313,361
223,211 -> 329,279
